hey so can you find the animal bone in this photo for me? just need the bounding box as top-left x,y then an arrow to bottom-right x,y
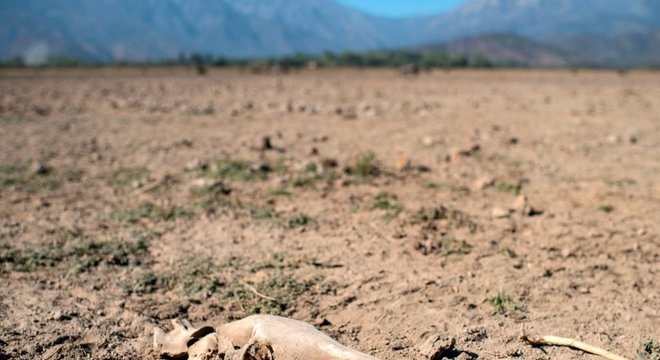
153,314 -> 380,360
153,319 -> 216,358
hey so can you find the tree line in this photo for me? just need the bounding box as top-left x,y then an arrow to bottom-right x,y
0,50 -> 495,69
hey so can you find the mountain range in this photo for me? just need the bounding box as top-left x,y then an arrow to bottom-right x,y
1,0 -> 659,67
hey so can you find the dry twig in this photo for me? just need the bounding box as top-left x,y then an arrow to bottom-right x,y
239,280 -> 277,302
520,326 -> 629,360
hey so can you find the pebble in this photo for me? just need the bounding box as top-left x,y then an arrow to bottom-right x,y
473,176 -> 494,191
491,207 -> 510,218
417,334 -> 456,359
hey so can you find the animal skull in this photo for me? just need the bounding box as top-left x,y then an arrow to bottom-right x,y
153,315 -> 379,360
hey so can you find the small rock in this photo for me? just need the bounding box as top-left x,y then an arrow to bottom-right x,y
189,178 -> 230,194
185,159 -> 208,171
394,155 -> 412,172
629,135 -> 638,144
31,162 -> 50,176
491,207 -> 510,218
455,352 -> 474,360
421,136 -> 436,147
261,136 -> 273,150
314,318 -> 331,327
606,134 -> 622,144
473,176 -> 494,191
320,158 -> 338,168
251,163 -> 272,173
513,195 -> 528,213
418,334 -> 456,360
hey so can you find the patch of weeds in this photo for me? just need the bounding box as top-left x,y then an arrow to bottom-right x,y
488,292 -> 521,313
249,253 -> 293,272
597,204 -> 614,213
411,206 -> 478,233
251,207 -> 280,221
221,271 -> 317,316
637,339 -> 660,360
108,167 -> 150,188
498,246 -> 517,258
0,164 -> 61,193
268,188 -> 292,197
416,235 -> 472,256
370,192 -> 403,218
112,202 -> 193,223
424,182 -> 443,189
204,159 -> 265,182
495,181 -> 522,195
1,240 -> 148,272
0,165 -> 21,188
436,236 -> 472,256
0,115 -> 35,123
292,170 -> 339,189
607,177 -> 637,188
190,181 -> 233,213
122,256 -> 318,316
121,257 -> 229,297
345,151 -> 379,181
287,213 -> 316,228
303,162 -> 317,173
450,185 -> 471,196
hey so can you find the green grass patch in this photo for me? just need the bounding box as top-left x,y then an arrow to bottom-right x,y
597,204 -> 614,213
498,246 -> 517,258
437,236 -> 472,256
0,164 -> 64,193
121,257 -> 233,297
112,202 -> 193,223
345,151 -> 379,181
1,239 -> 148,272
287,213 -> 316,228
108,167 -> 150,188
370,192 -> 404,218
122,257 -> 318,316
268,188 -> 292,197
488,292 -> 521,313
495,181 -> 522,195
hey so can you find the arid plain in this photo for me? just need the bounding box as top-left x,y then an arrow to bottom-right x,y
0,68 -> 658,359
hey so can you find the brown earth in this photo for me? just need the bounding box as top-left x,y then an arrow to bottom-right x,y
0,68 -> 658,360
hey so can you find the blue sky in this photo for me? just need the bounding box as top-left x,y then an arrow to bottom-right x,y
335,0 -> 466,17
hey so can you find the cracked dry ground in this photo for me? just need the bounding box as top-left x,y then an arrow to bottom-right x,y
0,68 -> 658,360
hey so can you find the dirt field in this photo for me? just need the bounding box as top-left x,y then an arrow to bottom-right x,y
0,68 -> 658,359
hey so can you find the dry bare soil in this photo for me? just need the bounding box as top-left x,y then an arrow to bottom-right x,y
0,68 -> 658,359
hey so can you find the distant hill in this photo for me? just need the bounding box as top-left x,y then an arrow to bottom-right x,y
0,0 -> 418,61
0,0 -> 659,67
421,0 -> 660,42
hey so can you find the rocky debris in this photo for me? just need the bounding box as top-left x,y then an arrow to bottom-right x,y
335,105 -> 357,120
447,144 -> 480,164
189,178 -> 231,195
491,207 -> 511,218
185,159 -> 208,171
637,339 -> 660,360
606,134 -> 622,144
31,162 -> 50,176
259,136 -> 284,152
394,155 -> 412,172
320,158 -> 338,169
418,334 -> 456,360
473,176 -> 494,191
421,136 -> 437,147
513,195 -> 543,216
